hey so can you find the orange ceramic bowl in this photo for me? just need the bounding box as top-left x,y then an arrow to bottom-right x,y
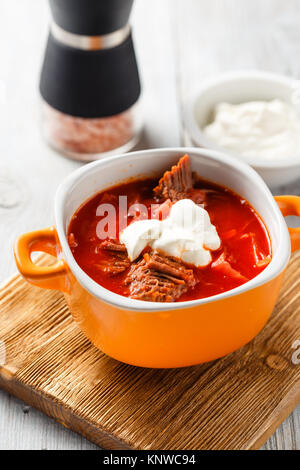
14,148 -> 300,368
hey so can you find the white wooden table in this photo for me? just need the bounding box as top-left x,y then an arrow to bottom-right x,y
0,0 -> 299,450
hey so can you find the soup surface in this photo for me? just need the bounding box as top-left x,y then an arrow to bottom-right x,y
68,155 -> 271,302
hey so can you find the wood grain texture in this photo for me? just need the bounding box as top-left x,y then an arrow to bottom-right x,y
0,254 -> 299,450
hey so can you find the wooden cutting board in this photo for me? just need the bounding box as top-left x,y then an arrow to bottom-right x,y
0,253 -> 299,450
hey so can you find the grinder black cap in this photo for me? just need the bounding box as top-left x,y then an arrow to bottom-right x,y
49,0 -> 134,36
39,31 -> 141,118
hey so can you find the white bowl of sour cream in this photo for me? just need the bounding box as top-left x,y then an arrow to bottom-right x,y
184,71 -> 300,187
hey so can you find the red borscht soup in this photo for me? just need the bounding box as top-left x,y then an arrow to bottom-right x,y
68,155 -> 271,302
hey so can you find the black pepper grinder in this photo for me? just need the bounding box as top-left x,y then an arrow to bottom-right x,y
40,0 -> 142,161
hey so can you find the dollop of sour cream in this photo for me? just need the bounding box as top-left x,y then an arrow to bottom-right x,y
203,100 -> 300,161
120,199 -> 221,267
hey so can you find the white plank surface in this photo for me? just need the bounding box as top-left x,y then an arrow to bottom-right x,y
0,0 -> 299,450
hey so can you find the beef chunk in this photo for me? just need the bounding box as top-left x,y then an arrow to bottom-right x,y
95,258 -> 130,275
124,252 -> 196,302
95,240 -> 130,275
144,253 -> 195,284
153,154 -> 193,202
100,240 -> 127,252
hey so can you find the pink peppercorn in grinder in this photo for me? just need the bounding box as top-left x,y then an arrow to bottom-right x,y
40,0 -> 142,161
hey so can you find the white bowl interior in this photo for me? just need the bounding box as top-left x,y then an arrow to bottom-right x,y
55,148 -> 291,311
194,76 -> 295,129
186,72 -> 300,177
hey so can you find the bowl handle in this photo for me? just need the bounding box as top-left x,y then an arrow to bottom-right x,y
275,196 -> 300,252
14,226 -> 70,292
